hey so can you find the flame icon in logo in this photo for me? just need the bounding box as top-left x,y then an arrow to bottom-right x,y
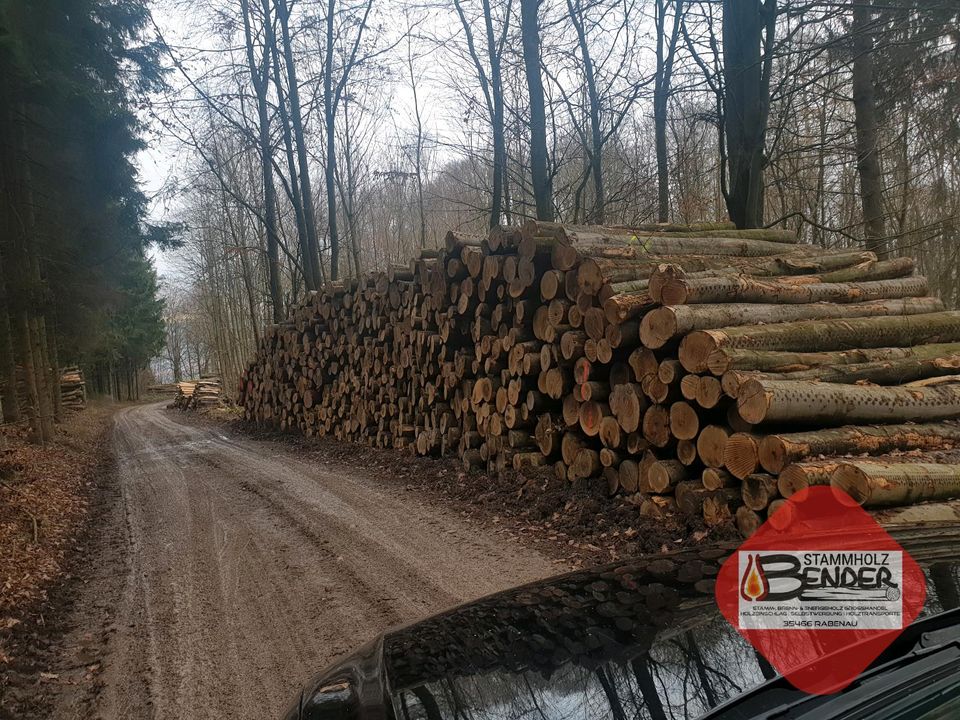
740,553 -> 770,601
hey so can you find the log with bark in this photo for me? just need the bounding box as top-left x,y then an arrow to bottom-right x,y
720,352 -> 960,397
639,297 -> 942,349
832,461 -> 960,507
737,378 -> 960,426
705,341 -> 960,376
661,275 -> 928,307
680,311 -> 960,373
758,422 -> 960,474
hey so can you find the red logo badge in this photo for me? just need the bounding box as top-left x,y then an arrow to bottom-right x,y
715,486 -> 926,695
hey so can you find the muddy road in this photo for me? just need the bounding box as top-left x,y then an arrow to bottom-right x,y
44,403 -> 557,719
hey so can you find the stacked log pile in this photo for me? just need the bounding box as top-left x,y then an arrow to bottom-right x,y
638,250 -> 960,535
145,383 -> 180,400
170,381 -> 195,409
171,378 -> 223,410
238,221 -> 960,533
60,367 -> 86,410
1,366 -> 87,415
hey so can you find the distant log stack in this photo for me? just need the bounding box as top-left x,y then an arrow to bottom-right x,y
170,381 -> 196,409
60,366 -> 86,410
2,366 -> 86,416
171,378 -> 223,410
145,383 -> 179,399
238,221 -> 960,534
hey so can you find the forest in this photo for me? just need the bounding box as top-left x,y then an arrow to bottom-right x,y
0,0 -> 173,442
155,0 -> 959,396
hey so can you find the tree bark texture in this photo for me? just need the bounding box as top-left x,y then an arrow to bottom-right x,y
759,422 -> 960,474
680,310 -> 960,372
738,378 -> 960,426
641,297 -> 940,348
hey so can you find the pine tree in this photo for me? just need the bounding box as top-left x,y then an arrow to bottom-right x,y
0,0 -> 174,437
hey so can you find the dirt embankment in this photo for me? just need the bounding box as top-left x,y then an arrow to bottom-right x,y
1,404 -> 117,717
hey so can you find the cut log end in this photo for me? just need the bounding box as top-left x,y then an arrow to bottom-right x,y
669,401 -> 700,441
679,332 -> 722,373
697,425 -> 730,469
639,308 -> 678,349
724,433 -> 761,480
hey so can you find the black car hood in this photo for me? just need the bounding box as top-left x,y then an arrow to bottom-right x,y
287,523 -> 960,720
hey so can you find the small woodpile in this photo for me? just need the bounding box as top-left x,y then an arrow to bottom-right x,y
239,221 -> 960,533
170,378 -> 223,411
1,366 -> 87,415
60,366 -> 86,410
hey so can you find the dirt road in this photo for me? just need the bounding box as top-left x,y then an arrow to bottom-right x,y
44,403 -> 557,719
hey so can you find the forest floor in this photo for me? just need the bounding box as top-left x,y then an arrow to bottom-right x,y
0,402 -> 728,719
0,402 -> 118,717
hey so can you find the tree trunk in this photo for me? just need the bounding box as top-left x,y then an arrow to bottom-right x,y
15,312 -> 43,441
662,274 -> 927,306
520,0 -> 552,221
485,0 -> 506,229
269,33 -> 315,290
641,297 -> 940,348
833,461 -> 960,507
276,0 -> 323,287
722,0 -> 774,228
759,423 -> 960,474
42,316 -> 62,423
738,377 -> 960,426
12,114 -> 54,442
680,310 -> 960,372
324,0 -> 340,279
406,33 -> 428,248
706,341 -> 960,376
631,658 -> 668,720
851,0 -> 887,258
341,96 -> 364,277
241,0 -> 284,321
654,0 -> 683,222
567,0 -> 605,223
0,270 -> 19,423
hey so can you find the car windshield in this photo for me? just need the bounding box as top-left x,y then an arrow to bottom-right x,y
389,565 -> 960,720
392,615 -> 756,720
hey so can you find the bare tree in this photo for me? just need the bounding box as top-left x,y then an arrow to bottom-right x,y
240,0 -> 284,319
321,0 -> 375,279
721,0 -> 776,228
275,0 -> 325,286
520,0 -> 553,220
654,0 -> 685,222
451,0 -> 512,228
851,0 -> 886,257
